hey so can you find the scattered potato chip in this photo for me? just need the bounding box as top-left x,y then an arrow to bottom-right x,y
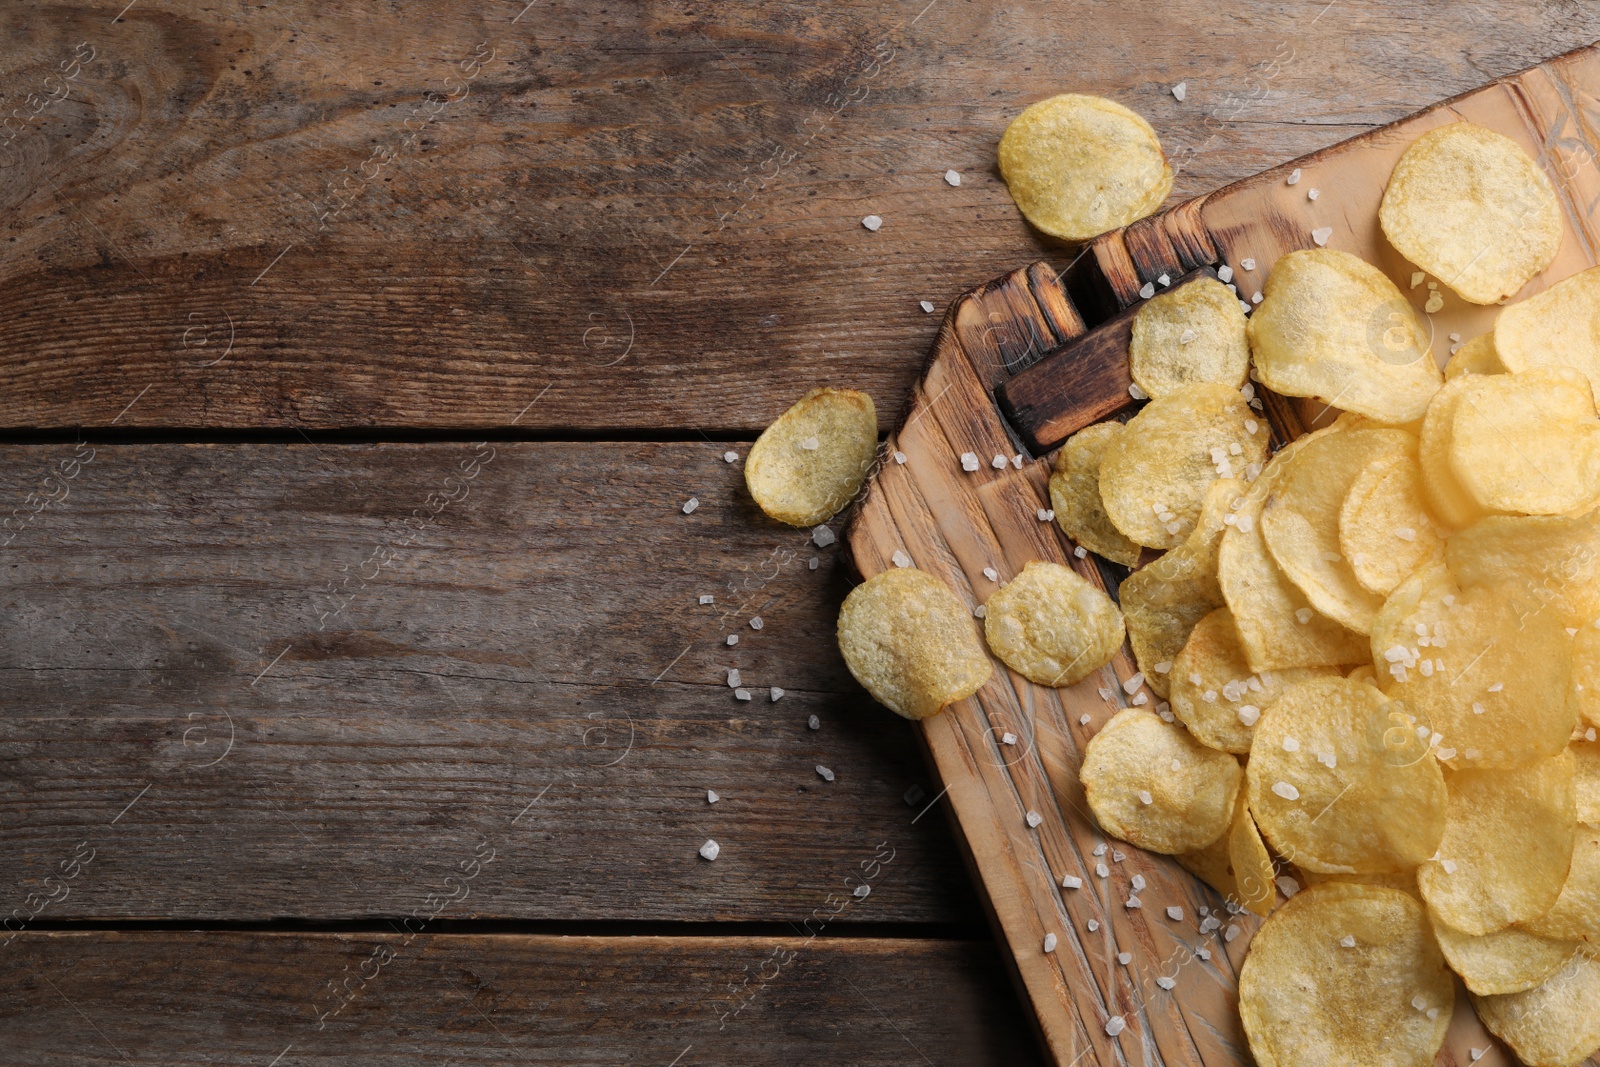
1263,427 -> 1414,633
1448,369 -> 1600,515
1247,249 -> 1442,424
1379,122 -> 1562,305
1129,277 -> 1250,398
1371,562 -> 1575,769
1099,383 -> 1268,549
1247,676 -> 1447,874
1416,752 -> 1575,935
1081,708 -> 1242,854
1049,423 -> 1143,568
1229,793 -> 1279,916
1446,510 -> 1600,631
1119,478 -> 1241,698
1444,333 -> 1505,380
1433,920 -> 1580,996
1521,828 -> 1600,944
1170,606 -> 1339,754
1473,952 -> 1600,1067
1496,264 -> 1600,402
1239,883 -> 1453,1067
745,388 -> 877,526
836,568 -> 990,719
1575,741 -> 1600,825
983,561 -> 1124,686
1417,376 -> 1492,529
1338,442 -> 1446,596
997,94 -> 1173,241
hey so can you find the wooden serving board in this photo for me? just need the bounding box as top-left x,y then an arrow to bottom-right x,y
845,42 -> 1600,1067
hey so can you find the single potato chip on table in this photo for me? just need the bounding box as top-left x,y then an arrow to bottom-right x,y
1338,442 -> 1445,597
1448,368 -> 1600,516
1445,510 -> 1600,632
745,387 -> 877,526
1521,828 -> 1600,944
983,560 -> 1123,687
1473,952 -> 1600,1067
1049,422 -> 1143,567
836,568 -> 990,720
1129,276 -> 1250,398
1432,920 -> 1580,996
1496,264 -> 1600,403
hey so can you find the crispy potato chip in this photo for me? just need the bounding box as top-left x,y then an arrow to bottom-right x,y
1080,708 -> 1242,854
1522,828 -> 1600,944
1129,277 -> 1250,398
1433,919 -> 1580,996
1371,562 -> 1575,768
1418,376 -> 1492,529
983,561 -> 1123,686
1240,883 -> 1453,1067
1444,333 -> 1505,380
836,568 -> 990,720
1219,431 -> 1370,673
1230,794 -> 1279,916
1120,478 -> 1242,699
1379,122 -> 1562,305
1473,952 -> 1600,1067
1496,264 -> 1600,402
1176,826 -> 1239,902
1263,428 -> 1414,633
1346,664 -> 1379,687
1417,752 -> 1575,935
1170,607 -> 1339,754
1575,741 -> 1600,825
1247,248 -> 1442,424
745,388 -> 877,526
1099,383 -> 1268,549
1446,510 -> 1600,631
1298,867 -> 1419,896
1248,676 -> 1447,874
997,94 -> 1173,241
1449,369 -> 1600,516
1338,442 -> 1445,597
1049,423 -> 1143,568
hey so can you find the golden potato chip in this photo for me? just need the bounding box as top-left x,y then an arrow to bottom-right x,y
1338,442 -> 1446,596
836,568 -> 990,720
1379,122 -> 1562,305
1247,676 -> 1447,874
1417,752 -> 1575,935
745,387 -> 877,526
1176,827 -> 1239,903
1496,264 -> 1600,402
1346,664 -> 1379,687
1297,867 -> 1419,896
1473,952 -> 1600,1067
1170,606 -> 1339,754
1262,427 -> 1414,633
1119,478 -> 1242,699
1575,741 -> 1600,825
1444,333 -> 1505,381
1432,919 -> 1580,996
1080,708 -> 1242,854
1239,883 -> 1453,1067
1417,376 -> 1491,529
1370,562 -> 1575,768
997,94 -> 1173,241
1247,248 -> 1442,424
1522,829 -> 1600,944
1230,794 -> 1279,916
1446,510 -> 1600,631
1449,369 -> 1600,515
1573,631 -> 1600,733
1099,382 -> 1268,549
1218,430 -> 1371,673
1049,423 -> 1143,568
983,560 -> 1123,687
1129,277 -> 1250,398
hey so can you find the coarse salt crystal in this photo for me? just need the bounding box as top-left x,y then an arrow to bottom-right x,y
1412,996 -> 1427,1012
1095,842 -> 1107,856
1238,705 -> 1261,726
1307,188 -> 1320,200
1132,692 -> 1148,706
1217,264 -> 1234,283
1098,688 -> 1113,700
1225,924 -> 1240,942
1236,514 -> 1253,533
1295,608 -> 1313,624
1172,81 -> 1187,101
1026,810 -> 1042,828
807,714 -> 819,730
1038,508 -> 1055,522
1202,690 -> 1217,703
1283,737 -> 1300,751
1079,714 -> 1091,726
1180,328 -> 1198,345
1105,1016 -> 1125,1037
1200,916 -> 1221,933
1139,282 -> 1155,299
1471,1050 -> 1486,1063
1126,895 -> 1142,909
734,688 -> 751,701
1241,258 -> 1256,271
1442,859 -> 1458,874
1158,273 -> 1171,287
707,789 -> 720,803
861,214 -> 883,231
1251,291 -> 1262,304
750,616 -> 764,630
944,169 -> 961,187
973,605 -> 987,618
1001,732 -> 1017,746
1118,951 -> 1132,965
1074,546 -> 1088,559
699,594 -> 715,605
991,453 -> 1007,469
1311,226 -> 1333,246
1276,876 -> 1300,898
812,525 -> 836,547
892,550 -> 912,568
1488,682 -> 1503,692
1096,862 -> 1110,878
1087,918 -> 1100,931
816,765 -> 834,782
983,566 -> 998,581
1129,383 -> 1149,400
1138,790 -> 1153,805
1153,661 -> 1173,674
700,839 -> 720,860
1272,781 -> 1300,801
1132,874 -> 1146,891
1339,934 -> 1356,948
1287,168 -> 1301,185
800,436 -> 819,451
727,669 -> 742,687
918,301 -> 934,314
1245,419 -> 1259,434
1063,875 -> 1083,889
727,635 -> 739,646
723,451 -> 739,463
893,450 -> 907,464
1012,454 -> 1024,469
960,452 -> 980,472
1123,673 -> 1145,695
1157,975 -> 1177,990
1043,932 -> 1057,952
682,497 -> 699,514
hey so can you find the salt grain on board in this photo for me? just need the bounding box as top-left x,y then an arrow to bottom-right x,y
961,451 -> 981,472
707,790 -> 720,804
816,765 -> 835,782
1106,1016 -> 1126,1037
1287,168 -> 1302,185
893,451 -> 907,464
1043,932 -> 1058,952
1063,875 -> 1083,889
983,567 -> 999,581
726,635 -> 738,646
700,839 -> 720,861
1167,906 -> 1183,921
861,214 -> 883,231
1157,976 -> 1177,990
1311,226 -> 1333,246
700,594 -> 715,605
735,689 -> 751,701
1026,810 -> 1043,828
771,686 -> 785,701
808,714 -> 820,730
944,169 -> 962,187
1118,952 -> 1132,965
1217,264 -> 1234,283
1172,81 -> 1187,101
727,669 -> 742,688
812,525 -> 836,547
919,300 -> 935,313
1139,282 -> 1155,299
892,549 -> 912,568
750,617 -> 764,630
682,497 -> 699,514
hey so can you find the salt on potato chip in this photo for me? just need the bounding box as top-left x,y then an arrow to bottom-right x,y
1496,264 -> 1600,402
1418,376 -> 1491,529
983,560 -> 1123,687
1379,122 -> 1563,305
1099,382 -> 1268,549
1247,676 -> 1447,874
1129,277 -> 1250,398
1444,333 -> 1505,380
1218,429 -> 1370,673
1575,741 -> 1600,825
1473,952 -> 1600,1067
745,387 -> 877,526
1247,248 -> 1442,424
1417,752 -> 1575,935
1371,562 -> 1575,769
1049,423 -> 1143,567
997,94 -> 1173,241
1262,427 -> 1414,633
1239,883 -> 1453,1067
1433,920 -> 1580,996
1119,478 -> 1242,699
1338,442 -> 1446,596
1522,828 -> 1600,944
1449,368 -> 1600,516
1170,606 -> 1339,754
836,568 -> 990,720
1080,708 -> 1242,854
1446,510 -> 1600,632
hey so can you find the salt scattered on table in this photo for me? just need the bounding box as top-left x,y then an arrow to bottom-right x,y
700,839 -> 720,861
770,686 -> 785,701
919,300 -> 935,313
812,525 -> 836,547
682,497 -> 699,514
707,790 -> 720,804
1172,81 -> 1186,101
1043,932 -> 1058,952
816,765 -> 834,782
944,169 -> 961,187
861,214 -> 883,231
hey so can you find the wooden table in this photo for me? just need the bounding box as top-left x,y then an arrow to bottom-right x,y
1,3 -> 1594,1063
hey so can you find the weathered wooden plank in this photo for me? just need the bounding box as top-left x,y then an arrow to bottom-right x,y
0,441 -> 979,923
1,1 -> 1597,429
0,932 -> 1046,1065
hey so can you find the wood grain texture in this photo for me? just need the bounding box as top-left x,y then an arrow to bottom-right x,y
0,440 -> 981,923
0,932 -> 1045,1065
2,1 -> 1599,430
